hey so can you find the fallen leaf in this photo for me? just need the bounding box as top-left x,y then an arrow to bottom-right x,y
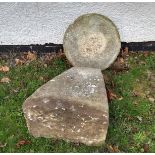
0,66 -> 9,72
148,97 -> 155,103
143,144 -> 149,153
43,53 -> 55,63
140,61 -> 146,65
131,127 -> 138,133
121,47 -> 129,58
73,142 -> 80,146
26,51 -> 37,61
111,58 -> 128,72
118,57 -> 125,64
133,101 -> 139,106
113,146 -> 120,153
22,52 -> 29,60
132,91 -> 139,97
12,89 -> 19,93
107,145 -> 120,153
0,142 -> 7,148
143,51 -> 149,57
16,139 -> 31,148
15,58 -> 25,65
127,115 -> 134,121
44,64 -> 48,68
39,76 -> 44,81
116,57 -> 125,64
111,81 -> 115,88
107,145 -> 114,152
103,74 -> 111,85
124,47 -> 129,54
0,77 -> 11,83
118,96 -> 123,100
57,51 -> 65,58
107,89 -> 118,101
150,73 -> 155,81
137,116 -> 142,122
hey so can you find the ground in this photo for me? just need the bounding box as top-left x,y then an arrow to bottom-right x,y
0,51 -> 155,153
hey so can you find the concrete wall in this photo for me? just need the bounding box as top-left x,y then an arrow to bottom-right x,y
0,2 -> 155,45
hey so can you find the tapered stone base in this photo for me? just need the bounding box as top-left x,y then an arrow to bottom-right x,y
23,67 -> 109,146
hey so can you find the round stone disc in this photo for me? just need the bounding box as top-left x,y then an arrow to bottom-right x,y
63,13 -> 121,70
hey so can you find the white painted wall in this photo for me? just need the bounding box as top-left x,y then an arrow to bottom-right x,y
0,2 -> 155,45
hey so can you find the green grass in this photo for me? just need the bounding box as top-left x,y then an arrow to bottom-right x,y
0,52 -> 155,152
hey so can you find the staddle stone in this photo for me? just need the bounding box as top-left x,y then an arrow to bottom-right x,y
63,13 -> 121,70
23,67 -> 109,146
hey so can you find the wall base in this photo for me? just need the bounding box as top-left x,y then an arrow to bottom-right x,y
0,42 -> 155,55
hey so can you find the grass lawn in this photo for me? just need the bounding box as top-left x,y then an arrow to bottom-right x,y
0,51 -> 155,153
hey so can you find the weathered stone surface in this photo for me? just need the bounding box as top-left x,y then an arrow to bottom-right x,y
63,13 -> 121,70
23,67 -> 109,146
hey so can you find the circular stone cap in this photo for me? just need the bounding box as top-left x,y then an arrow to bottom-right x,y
63,13 -> 121,70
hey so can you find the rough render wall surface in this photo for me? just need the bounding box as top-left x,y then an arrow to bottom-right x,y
0,2 -> 155,45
